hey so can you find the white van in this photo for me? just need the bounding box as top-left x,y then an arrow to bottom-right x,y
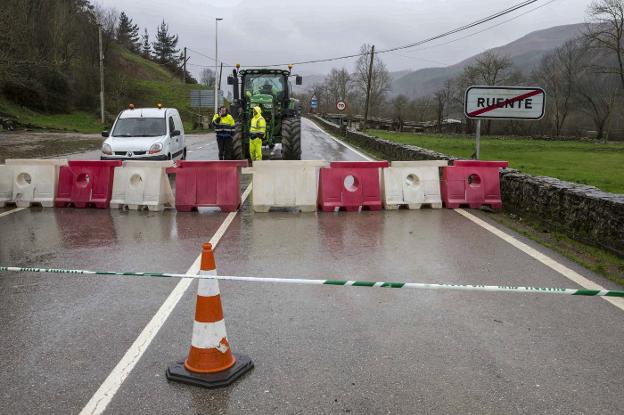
101,106 -> 186,160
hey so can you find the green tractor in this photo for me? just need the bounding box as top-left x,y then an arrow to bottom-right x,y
227,67 -> 303,160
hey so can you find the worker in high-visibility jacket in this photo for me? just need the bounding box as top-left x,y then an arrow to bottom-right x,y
211,106 -> 236,160
249,105 -> 266,161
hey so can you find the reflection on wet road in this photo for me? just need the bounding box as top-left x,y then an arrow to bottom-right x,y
1,118 -> 623,415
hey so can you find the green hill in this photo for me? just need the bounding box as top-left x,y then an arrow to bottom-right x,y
0,45 -> 209,133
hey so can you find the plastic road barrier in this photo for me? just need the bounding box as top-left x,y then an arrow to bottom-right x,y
55,160 -> 122,208
249,160 -> 328,212
166,243 -> 253,388
382,160 -> 448,209
318,161 -> 389,212
0,164 -> 10,207
110,160 -> 175,211
167,160 -> 248,212
441,160 -> 509,209
4,159 -> 67,207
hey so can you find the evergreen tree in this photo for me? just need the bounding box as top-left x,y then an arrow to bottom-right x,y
141,28 -> 151,58
117,11 -> 140,52
152,20 -> 179,65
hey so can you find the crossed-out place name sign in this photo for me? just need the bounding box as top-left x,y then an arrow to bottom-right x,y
464,86 -> 545,120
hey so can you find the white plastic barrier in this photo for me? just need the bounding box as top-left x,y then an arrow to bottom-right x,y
110,160 -> 175,211
0,164 -> 11,207
382,160 -> 448,209
4,159 -> 68,207
249,160 -> 328,212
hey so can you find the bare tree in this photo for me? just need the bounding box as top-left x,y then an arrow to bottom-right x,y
434,80 -> 453,133
577,71 -> 620,141
390,94 -> 409,131
200,68 -> 215,87
585,0 -> 624,89
534,39 -> 586,136
353,44 -> 391,117
409,96 -> 436,122
472,51 -> 514,84
458,51 -> 517,134
325,68 -> 351,104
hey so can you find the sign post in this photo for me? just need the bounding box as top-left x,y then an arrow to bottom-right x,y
464,86 -> 545,159
475,119 -> 481,160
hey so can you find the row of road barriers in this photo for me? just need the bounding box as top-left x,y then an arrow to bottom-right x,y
0,159 -> 509,212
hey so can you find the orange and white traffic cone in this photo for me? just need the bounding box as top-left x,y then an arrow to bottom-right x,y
166,243 -> 253,388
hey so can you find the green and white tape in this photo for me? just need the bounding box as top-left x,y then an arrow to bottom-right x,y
1,266 -> 623,298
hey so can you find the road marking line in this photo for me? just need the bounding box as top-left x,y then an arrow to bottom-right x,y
0,208 -> 25,218
455,208 -> 624,312
305,119 -> 624,310
79,183 -> 253,415
305,118 -> 373,161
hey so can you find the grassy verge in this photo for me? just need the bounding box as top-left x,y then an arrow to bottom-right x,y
489,211 -> 624,287
371,130 -> 624,194
0,96 -> 103,133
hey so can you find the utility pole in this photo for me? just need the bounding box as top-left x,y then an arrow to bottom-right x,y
98,26 -> 105,124
214,18 -> 223,115
362,44 -> 375,130
217,62 -> 223,90
183,47 -> 187,83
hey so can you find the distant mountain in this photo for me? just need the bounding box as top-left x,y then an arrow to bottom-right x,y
391,23 -> 586,98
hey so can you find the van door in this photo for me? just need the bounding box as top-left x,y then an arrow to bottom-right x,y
173,113 -> 185,156
168,114 -> 181,158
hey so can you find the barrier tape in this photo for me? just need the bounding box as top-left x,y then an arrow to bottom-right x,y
1,266 -> 623,298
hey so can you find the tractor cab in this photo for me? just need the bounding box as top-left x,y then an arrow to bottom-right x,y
228,67 -> 302,160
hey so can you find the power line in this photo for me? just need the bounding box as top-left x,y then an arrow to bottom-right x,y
235,0 -> 541,68
395,0 -> 559,59
376,0 -> 540,55
186,47 -> 233,67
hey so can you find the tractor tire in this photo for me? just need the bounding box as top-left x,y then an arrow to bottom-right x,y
232,123 -> 245,160
281,117 -> 301,160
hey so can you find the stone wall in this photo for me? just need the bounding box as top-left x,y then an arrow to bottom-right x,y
309,115 -> 624,257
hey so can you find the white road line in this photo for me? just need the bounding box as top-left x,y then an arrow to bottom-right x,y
305,118 -> 373,161
455,208 -> 624,312
79,183 -> 253,415
305,118 -> 624,311
0,208 -> 25,218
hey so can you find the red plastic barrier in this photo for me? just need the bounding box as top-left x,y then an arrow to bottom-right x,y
167,160 -> 248,212
55,160 -> 122,208
441,160 -> 508,209
317,161 -> 389,212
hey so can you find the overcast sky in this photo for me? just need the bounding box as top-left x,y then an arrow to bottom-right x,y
100,0 -> 591,79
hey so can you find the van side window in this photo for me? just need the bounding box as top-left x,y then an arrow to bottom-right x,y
169,116 -> 175,134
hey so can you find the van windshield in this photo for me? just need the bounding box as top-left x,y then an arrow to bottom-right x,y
112,118 -> 166,137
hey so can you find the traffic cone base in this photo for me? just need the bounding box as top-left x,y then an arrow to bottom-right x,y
166,353 -> 254,389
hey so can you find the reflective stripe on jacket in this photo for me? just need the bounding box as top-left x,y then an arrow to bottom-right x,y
249,106 -> 266,136
212,113 -> 236,140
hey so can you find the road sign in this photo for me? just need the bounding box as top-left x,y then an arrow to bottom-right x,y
464,86 -> 545,120
336,100 -> 347,112
190,89 -> 224,108
310,96 -> 318,110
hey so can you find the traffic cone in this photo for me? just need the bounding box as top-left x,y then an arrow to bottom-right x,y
166,243 -> 253,388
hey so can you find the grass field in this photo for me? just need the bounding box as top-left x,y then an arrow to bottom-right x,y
371,130 -> 624,194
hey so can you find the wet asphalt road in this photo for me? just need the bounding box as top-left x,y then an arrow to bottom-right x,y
1,118 -> 623,414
